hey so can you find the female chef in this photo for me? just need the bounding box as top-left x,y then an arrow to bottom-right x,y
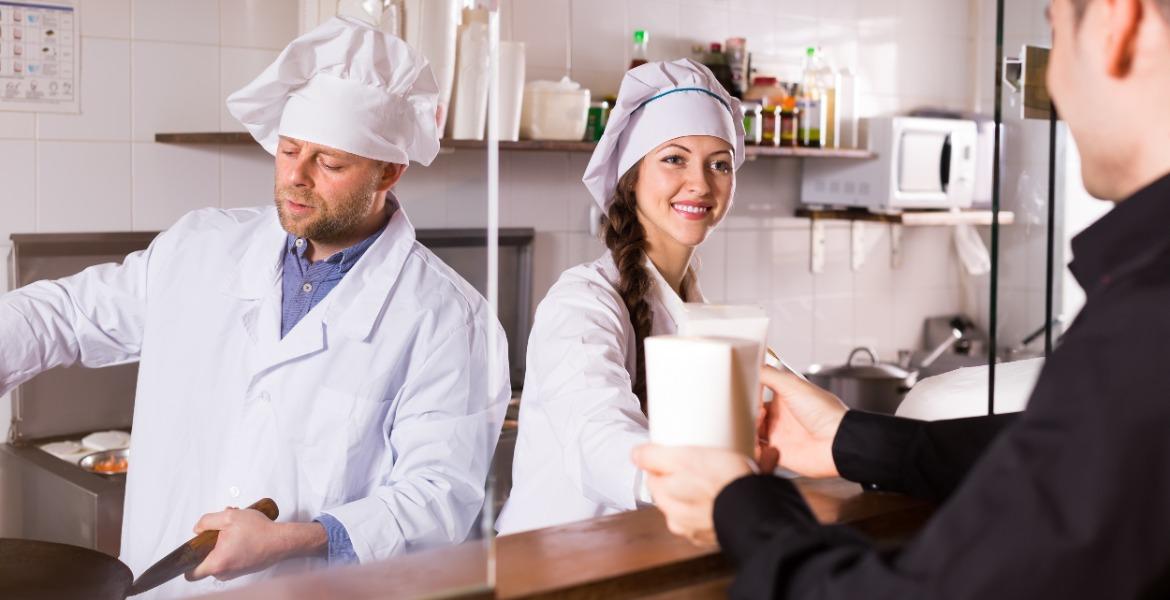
496,59 -> 749,534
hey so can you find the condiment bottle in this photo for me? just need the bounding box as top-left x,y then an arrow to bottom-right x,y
780,96 -> 799,148
742,102 -> 763,145
630,30 -> 649,70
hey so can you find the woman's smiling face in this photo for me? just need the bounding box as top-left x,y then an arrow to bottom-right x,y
633,135 -> 735,251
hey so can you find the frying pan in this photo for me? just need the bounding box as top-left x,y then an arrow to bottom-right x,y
0,498 -> 277,600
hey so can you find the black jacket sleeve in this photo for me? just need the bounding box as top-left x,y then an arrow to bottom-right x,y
832,410 -> 1018,502
713,286 -> 1170,599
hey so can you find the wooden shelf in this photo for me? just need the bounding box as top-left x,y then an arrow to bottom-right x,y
154,132 -> 875,160
796,207 -> 1016,226
155,132 -> 254,144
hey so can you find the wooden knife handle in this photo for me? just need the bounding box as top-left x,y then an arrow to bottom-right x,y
181,498 -> 280,580
248,497 -> 279,521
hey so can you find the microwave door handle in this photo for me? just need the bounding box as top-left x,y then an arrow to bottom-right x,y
939,133 -> 952,193
935,132 -> 954,192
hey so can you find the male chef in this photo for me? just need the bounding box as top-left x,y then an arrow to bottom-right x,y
635,0 -> 1170,597
0,16 -> 509,598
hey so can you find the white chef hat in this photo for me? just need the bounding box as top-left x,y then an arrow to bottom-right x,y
226,16 -> 439,166
582,59 -> 745,211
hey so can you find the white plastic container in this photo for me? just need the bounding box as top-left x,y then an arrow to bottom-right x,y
520,77 -> 590,141
446,9 -> 490,140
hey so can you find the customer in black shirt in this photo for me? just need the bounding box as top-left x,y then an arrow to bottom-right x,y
633,0 -> 1170,597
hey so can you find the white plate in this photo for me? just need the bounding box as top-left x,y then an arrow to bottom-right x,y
39,440 -> 91,464
81,430 -> 131,451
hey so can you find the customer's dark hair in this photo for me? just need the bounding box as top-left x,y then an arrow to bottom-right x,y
602,162 -> 696,415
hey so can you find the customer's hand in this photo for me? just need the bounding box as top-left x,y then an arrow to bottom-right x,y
632,445 -> 754,546
760,365 -> 848,478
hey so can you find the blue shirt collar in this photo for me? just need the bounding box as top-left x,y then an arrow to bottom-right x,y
285,221 -> 387,271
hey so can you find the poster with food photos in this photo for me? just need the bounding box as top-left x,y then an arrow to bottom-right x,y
0,1 -> 78,113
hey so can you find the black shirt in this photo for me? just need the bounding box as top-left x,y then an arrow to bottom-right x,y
713,171 -> 1170,599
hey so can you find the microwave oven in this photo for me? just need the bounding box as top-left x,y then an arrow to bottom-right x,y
801,116 -> 983,211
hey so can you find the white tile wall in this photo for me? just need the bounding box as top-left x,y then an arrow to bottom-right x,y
131,41 -> 220,141
38,38 -> 132,141
220,145 -> 275,209
219,47 -> 281,131
37,141 -> 132,232
80,0 -> 131,39
0,141 -> 37,241
219,0 -> 299,49
131,143 -> 221,230
131,0 -> 219,45
0,113 -> 35,139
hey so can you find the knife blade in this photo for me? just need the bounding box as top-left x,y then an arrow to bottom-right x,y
126,497 -> 279,596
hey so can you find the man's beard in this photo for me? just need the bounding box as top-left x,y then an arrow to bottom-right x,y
274,177 -> 380,244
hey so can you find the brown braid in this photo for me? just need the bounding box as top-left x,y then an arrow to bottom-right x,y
602,163 -> 694,415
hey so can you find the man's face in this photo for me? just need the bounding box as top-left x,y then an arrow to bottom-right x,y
273,137 -> 389,242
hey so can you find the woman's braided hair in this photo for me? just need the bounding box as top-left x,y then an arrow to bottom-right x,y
602,162 -> 696,415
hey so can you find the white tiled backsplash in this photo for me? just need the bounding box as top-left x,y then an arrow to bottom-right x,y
0,0 -> 990,393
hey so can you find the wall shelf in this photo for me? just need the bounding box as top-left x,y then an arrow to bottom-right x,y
796,207 -> 1015,226
798,207 -> 1015,274
154,132 -> 876,160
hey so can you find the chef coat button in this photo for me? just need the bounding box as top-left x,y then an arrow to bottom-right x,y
302,282 -> 313,293
228,486 -> 240,499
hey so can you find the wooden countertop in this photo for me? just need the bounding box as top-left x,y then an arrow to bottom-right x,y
199,478 -> 930,600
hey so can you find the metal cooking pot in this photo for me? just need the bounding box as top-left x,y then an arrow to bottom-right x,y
806,347 -> 917,414
0,538 -> 131,600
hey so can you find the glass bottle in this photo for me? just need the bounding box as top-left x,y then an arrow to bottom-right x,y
630,30 -> 649,70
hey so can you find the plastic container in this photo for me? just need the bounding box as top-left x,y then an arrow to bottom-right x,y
520,77 -> 591,141
744,76 -> 786,106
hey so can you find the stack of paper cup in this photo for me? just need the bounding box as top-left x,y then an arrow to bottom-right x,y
404,0 -> 461,132
446,9 -> 490,140
498,41 -> 526,142
645,336 -> 760,457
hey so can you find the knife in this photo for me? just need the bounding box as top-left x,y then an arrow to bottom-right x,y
127,497 -> 279,596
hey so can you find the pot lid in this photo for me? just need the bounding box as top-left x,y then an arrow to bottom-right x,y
809,347 -> 914,380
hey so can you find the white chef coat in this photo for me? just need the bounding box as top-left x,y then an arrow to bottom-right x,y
495,252 -> 703,535
0,204 -> 510,598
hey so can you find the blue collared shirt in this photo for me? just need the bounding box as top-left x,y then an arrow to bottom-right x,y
280,224 -> 385,566
280,225 -> 385,338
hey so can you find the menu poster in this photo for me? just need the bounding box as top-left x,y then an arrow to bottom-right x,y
0,1 -> 78,113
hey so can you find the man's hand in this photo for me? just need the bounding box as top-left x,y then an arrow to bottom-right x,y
187,507 -> 328,581
632,445 -> 754,546
760,365 -> 848,478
